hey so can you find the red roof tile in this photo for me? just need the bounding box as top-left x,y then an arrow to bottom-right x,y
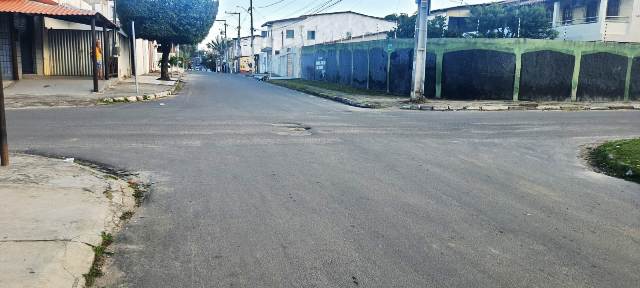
0,0 -> 96,16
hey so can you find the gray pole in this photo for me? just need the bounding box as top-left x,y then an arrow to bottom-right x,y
237,13 -> 241,73
91,16 -> 99,92
132,21 -> 139,95
410,0 -> 429,101
250,0 -> 255,73
226,12 -> 241,73
0,61 -> 8,166
215,19 -> 228,72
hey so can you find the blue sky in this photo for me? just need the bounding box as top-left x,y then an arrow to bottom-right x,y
200,0 -> 495,47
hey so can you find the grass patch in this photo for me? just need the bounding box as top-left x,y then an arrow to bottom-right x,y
129,180 -> 150,207
269,79 -> 395,97
120,211 -> 135,221
83,232 -> 114,287
589,138 -> 640,184
173,80 -> 185,94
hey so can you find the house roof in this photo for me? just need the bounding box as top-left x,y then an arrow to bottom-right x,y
0,0 -> 117,28
261,11 -> 392,27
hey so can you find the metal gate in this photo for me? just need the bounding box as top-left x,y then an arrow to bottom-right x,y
48,29 -> 103,76
0,14 -> 14,80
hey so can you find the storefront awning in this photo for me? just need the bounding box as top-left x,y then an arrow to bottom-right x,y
0,0 -> 117,28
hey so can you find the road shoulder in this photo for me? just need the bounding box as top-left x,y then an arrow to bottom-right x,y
0,154 -> 145,287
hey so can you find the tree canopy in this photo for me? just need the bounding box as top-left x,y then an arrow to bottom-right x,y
116,0 -> 218,79
468,4 -> 558,39
117,0 -> 218,45
385,4 -> 557,40
384,13 -> 417,38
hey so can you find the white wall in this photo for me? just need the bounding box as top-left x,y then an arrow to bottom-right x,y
238,36 -> 263,57
552,0 -> 640,42
262,12 -> 396,77
265,12 -> 396,54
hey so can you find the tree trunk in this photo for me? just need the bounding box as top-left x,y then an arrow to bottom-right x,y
160,42 -> 172,81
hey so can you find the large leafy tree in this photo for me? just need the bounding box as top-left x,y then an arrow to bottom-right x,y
468,4 -> 557,39
384,13 -> 417,38
468,4 -> 510,38
385,14 -> 460,39
116,0 -> 218,80
205,36 -> 228,70
507,5 -> 558,39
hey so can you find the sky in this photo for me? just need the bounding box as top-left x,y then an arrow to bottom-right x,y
199,0 -> 496,48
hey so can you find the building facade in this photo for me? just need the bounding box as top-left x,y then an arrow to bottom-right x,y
429,0 -> 640,43
0,0 -> 127,82
259,11 -> 397,77
553,0 -> 640,42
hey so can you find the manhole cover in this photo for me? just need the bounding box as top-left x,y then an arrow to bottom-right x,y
272,122 -> 312,136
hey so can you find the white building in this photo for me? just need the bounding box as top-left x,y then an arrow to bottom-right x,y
429,0 -> 640,43
553,0 -> 640,42
259,11 -> 396,77
226,35 -> 264,73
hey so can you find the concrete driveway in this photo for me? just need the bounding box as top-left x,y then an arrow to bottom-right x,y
6,72 -> 640,287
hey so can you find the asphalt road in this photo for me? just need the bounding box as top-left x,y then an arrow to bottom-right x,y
7,72 -> 640,287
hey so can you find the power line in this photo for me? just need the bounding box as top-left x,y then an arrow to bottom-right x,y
257,0 -> 286,8
277,0 -> 344,29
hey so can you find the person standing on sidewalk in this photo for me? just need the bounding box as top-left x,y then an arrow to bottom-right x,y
94,41 -> 104,80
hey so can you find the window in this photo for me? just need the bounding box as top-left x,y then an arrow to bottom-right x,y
286,30 -> 294,39
346,32 -> 352,39
607,0 -> 620,17
261,31 -> 268,37
307,30 -> 316,40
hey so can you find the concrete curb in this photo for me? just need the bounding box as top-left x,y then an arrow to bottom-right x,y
270,82 -> 382,109
99,74 -> 183,105
269,79 -> 640,112
401,103 -> 640,112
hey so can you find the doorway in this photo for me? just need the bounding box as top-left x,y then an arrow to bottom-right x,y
20,16 -> 34,74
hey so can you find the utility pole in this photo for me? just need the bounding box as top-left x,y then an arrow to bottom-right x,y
215,19 -> 228,73
0,61 -> 8,166
410,0 -> 430,101
249,0 -> 255,73
226,11 -> 241,73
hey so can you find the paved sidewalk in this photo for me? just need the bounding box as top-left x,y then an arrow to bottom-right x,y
269,79 -> 640,111
4,73 -> 181,109
0,154 -> 137,288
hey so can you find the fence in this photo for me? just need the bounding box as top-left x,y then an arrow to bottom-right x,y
301,38 -> 640,102
47,29 -> 105,76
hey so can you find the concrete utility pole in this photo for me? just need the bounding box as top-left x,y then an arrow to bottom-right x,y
0,61 -> 8,166
410,0 -> 430,101
226,11 -> 241,73
249,0 -> 255,73
215,19 -> 228,72
91,16 -> 99,93
131,21 -> 139,95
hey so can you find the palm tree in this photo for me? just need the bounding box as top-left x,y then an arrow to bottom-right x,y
206,37 -> 229,72
207,37 -> 228,57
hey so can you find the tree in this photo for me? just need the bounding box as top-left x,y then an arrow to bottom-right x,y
205,36 -> 228,71
468,4 -> 557,39
385,14 -> 462,39
385,13 -> 417,38
427,15 -> 447,38
507,5 -> 558,39
116,0 -> 218,80
468,4 -> 510,38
